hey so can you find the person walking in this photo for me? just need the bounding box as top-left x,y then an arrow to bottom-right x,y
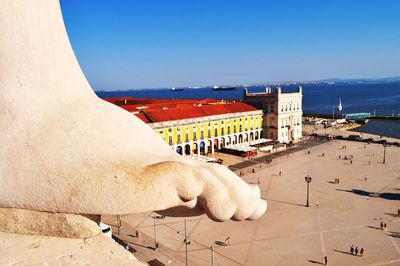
384,223 -> 387,231
224,237 -> 230,246
350,245 -> 354,255
324,256 -> 328,265
380,222 -> 384,230
279,170 -> 282,176
355,246 -> 358,256
360,248 -> 364,257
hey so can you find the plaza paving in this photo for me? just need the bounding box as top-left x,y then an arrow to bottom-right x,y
106,137 -> 400,265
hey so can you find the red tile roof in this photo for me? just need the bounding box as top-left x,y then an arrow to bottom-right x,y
135,112 -> 151,123
103,97 -> 258,124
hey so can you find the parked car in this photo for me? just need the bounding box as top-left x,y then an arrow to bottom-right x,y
99,222 -> 112,238
374,139 -> 387,144
347,135 -> 362,141
361,138 -> 373,143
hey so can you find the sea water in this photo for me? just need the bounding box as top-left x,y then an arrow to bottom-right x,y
95,82 -> 400,139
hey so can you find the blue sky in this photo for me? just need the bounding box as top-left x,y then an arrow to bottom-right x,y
60,0 -> 400,90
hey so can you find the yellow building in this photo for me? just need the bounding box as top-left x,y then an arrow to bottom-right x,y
105,97 -> 264,155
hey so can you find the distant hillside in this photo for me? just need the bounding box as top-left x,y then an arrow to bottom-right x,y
316,77 -> 400,83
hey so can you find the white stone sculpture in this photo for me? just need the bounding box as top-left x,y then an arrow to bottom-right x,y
0,0 -> 267,238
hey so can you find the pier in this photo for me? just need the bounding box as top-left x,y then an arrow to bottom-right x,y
343,112 -> 371,120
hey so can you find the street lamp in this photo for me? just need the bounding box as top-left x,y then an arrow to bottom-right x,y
152,215 -> 163,251
178,219 -> 191,266
183,219 -> 191,266
305,175 -> 312,207
383,144 -> 387,164
211,244 -> 215,266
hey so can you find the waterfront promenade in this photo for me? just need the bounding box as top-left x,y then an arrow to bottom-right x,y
108,136 -> 400,265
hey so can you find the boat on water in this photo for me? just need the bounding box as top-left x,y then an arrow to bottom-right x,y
212,85 -> 237,91
355,118 -> 369,124
171,87 -> 184,91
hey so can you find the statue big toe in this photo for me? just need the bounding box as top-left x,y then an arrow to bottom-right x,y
0,0 -> 266,238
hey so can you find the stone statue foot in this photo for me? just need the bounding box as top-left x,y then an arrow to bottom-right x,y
146,161 -> 267,222
0,0 -> 267,238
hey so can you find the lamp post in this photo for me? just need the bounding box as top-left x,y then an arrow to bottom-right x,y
152,216 -> 159,251
383,144 -> 387,164
211,244 -> 215,266
183,219 -> 190,266
305,175 -> 312,207
152,215 -> 163,251
117,215 -> 121,235
178,220 -> 191,265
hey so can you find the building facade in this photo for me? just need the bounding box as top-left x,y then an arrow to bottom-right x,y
105,97 -> 264,155
243,86 -> 303,143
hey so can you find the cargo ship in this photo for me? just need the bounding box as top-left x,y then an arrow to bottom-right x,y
171,87 -> 184,91
212,85 -> 237,91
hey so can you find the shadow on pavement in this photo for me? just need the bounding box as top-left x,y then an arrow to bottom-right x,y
337,189 -> 400,200
214,240 -> 227,246
307,259 -> 324,265
384,212 -> 400,217
387,232 -> 400,238
366,225 -> 382,231
333,249 -> 354,256
266,198 -> 305,207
